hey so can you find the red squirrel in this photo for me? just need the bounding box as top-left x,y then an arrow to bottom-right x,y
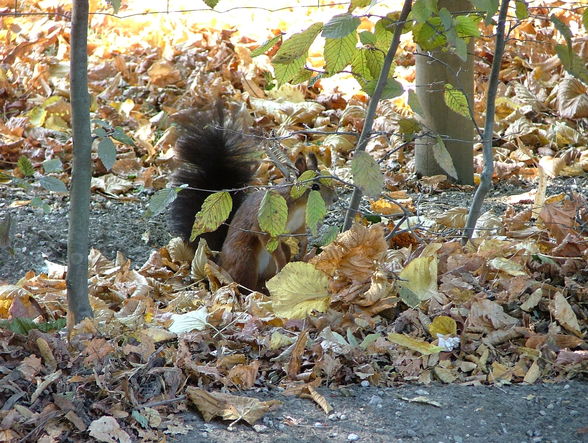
169,101 -> 336,292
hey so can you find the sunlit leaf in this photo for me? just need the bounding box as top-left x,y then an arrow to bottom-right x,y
190,191 -> 232,241
258,191 -> 288,237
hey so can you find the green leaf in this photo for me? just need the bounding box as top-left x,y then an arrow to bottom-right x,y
410,0 -> 438,23
364,77 -> 404,99
39,176 -> 67,193
30,197 -> 50,213
455,15 -> 482,37
203,0 -> 219,8
453,36 -> 468,62
274,55 -> 307,86
349,0 -> 371,11
358,31 -> 376,45
351,49 -> 375,86
94,127 -> 108,138
374,16 -> 394,51
190,191 -> 233,241
0,317 -> 66,334
319,225 -> 340,246
145,187 -> 178,217
550,15 -> 573,49
554,44 -> 588,84
306,190 -> 327,236
412,19 -> 445,50
111,127 -> 135,146
444,84 -> 470,118
439,7 -> 453,31
351,151 -> 383,198
365,48 -> 386,79
258,191 -> 288,237
17,156 -> 34,177
583,8 -> 588,33
398,117 -> 422,141
433,137 -> 458,180
106,0 -> 121,14
42,158 -> 63,173
470,0 -> 499,24
514,0 -> 529,20
273,22 -> 323,64
251,35 -> 282,57
322,13 -> 360,39
265,236 -> 279,253
408,90 -> 425,119
98,137 -> 117,171
291,170 -> 317,199
324,32 -> 358,74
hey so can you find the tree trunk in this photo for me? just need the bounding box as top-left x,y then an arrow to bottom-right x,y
415,0 -> 475,185
67,0 -> 94,323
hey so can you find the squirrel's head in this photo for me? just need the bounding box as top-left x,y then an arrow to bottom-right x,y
293,153 -> 338,207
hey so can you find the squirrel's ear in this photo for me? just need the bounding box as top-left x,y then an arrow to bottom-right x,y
294,153 -> 319,174
294,155 -> 307,174
306,153 -> 318,171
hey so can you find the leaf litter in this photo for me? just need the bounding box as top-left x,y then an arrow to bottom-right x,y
0,1 -> 587,441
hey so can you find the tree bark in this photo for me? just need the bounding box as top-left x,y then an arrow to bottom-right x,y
414,0 -> 475,185
67,0 -> 94,323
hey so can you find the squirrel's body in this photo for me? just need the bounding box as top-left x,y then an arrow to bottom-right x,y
170,101 -> 335,292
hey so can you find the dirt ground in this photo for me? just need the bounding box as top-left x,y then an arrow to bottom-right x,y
1,180 -> 587,442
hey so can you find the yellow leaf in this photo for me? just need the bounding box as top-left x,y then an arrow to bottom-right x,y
388,333 -> 444,355
551,292 -> 582,337
429,316 -> 457,337
267,262 -> 330,319
398,256 -> 438,307
487,257 -> 527,277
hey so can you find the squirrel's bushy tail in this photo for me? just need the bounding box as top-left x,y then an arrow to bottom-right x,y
169,101 -> 257,251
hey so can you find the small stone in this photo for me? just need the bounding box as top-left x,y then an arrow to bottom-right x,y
340,414 -> 347,420
416,389 -> 429,396
360,380 -> 370,387
546,403 -> 554,409
348,433 -> 360,441
368,395 -> 383,406
253,424 -> 268,433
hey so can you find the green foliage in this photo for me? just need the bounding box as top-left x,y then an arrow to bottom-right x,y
551,15 -> 588,83
322,13 -> 360,39
105,0 -> 121,14
351,151 -> 383,198
470,0 -> 499,24
190,191 -> 233,242
145,187 -> 179,218
17,156 -> 34,177
324,32 -> 358,74
98,137 -> 116,171
291,170 -> 317,199
444,84 -> 471,119
42,158 -> 63,174
258,191 -> 288,237
306,189 -> 327,236
203,0 -> 219,8
251,35 -> 282,57
433,136 -> 458,180
92,120 -> 135,173
39,176 -> 67,193
273,23 -> 323,85
583,8 -> 588,32
0,317 -> 66,334
514,1 -> 529,20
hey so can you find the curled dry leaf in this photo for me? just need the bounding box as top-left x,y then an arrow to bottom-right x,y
311,223 -> 387,283
557,77 -> 588,119
186,387 -> 281,425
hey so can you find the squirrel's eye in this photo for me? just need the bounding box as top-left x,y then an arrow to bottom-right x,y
311,183 -> 320,191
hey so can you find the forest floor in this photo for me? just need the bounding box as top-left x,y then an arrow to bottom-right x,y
1,180 -> 587,442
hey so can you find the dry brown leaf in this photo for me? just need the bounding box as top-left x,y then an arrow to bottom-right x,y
551,292 -> 582,337
186,387 -> 281,425
311,223 -> 387,283
557,77 -> 588,118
